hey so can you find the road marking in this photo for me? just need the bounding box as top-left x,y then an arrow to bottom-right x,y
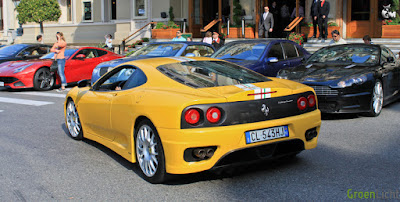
0,97 -> 54,106
14,91 -> 66,98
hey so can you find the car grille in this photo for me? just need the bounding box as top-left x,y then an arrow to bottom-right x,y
309,85 -> 339,96
0,77 -> 18,84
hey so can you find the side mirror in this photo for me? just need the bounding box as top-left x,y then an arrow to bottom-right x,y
185,53 -> 196,57
77,79 -> 91,88
76,54 -> 86,60
267,57 -> 279,63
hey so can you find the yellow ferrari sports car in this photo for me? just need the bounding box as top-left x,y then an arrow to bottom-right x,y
64,57 -> 321,183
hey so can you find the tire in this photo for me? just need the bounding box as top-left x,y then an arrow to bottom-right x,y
66,100 -> 83,140
365,80 -> 383,117
135,120 -> 167,184
33,68 -> 54,91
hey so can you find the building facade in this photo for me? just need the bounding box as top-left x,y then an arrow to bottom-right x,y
0,0 -> 397,45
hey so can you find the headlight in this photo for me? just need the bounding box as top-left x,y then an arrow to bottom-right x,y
13,64 -> 33,73
333,75 -> 367,88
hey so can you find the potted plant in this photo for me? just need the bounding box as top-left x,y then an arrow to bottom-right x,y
288,32 -> 305,46
152,7 -> 181,39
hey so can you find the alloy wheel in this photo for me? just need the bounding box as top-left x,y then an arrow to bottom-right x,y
66,101 -> 82,139
136,124 -> 159,177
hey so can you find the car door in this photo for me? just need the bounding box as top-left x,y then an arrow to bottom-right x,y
381,47 -> 400,99
265,42 -> 287,76
65,48 -> 101,82
282,42 -> 303,68
16,46 -> 44,60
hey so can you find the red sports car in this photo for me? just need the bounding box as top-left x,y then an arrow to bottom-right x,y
0,47 -> 123,90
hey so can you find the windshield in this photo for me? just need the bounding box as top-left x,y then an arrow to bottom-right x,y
307,45 -> 380,65
157,61 -> 269,88
0,44 -> 27,56
212,42 -> 268,61
130,44 -> 184,57
40,49 -> 78,59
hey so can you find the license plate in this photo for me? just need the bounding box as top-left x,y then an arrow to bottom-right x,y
0,81 -> 3,87
245,126 -> 289,144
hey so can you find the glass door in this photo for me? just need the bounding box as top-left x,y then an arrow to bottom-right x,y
189,0 -> 203,38
347,0 -> 381,38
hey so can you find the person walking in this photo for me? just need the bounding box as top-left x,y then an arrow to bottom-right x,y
258,6 -> 274,38
310,0 -> 320,38
318,0 -> 330,42
329,30 -> 347,45
51,32 -> 67,92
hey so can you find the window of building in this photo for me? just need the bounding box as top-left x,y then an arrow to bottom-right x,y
133,0 -> 146,18
111,0 -> 116,20
67,0 -> 72,22
82,0 -> 93,22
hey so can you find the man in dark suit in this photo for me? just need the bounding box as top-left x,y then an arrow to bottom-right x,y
318,0 -> 330,41
310,0 -> 320,38
259,6 -> 274,38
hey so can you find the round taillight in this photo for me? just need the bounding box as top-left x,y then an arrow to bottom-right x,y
297,97 -> 307,111
307,95 -> 316,107
185,109 -> 200,125
206,107 -> 221,123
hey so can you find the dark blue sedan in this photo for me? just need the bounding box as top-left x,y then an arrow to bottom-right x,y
91,41 -> 215,84
211,39 -> 310,77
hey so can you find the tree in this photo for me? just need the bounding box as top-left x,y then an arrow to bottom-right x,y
16,0 -> 61,35
232,0 -> 243,26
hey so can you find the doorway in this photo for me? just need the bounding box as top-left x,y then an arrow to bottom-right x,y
347,0 -> 381,38
189,0 -> 228,38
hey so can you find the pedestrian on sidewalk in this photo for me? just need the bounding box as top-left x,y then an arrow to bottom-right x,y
36,35 -> 43,43
51,32 -> 67,92
318,0 -> 330,42
202,31 -> 212,44
172,30 -> 186,41
363,35 -> 373,44
329,30 -> 347,46
310,0 -> 320,38
104,34 -> 113,50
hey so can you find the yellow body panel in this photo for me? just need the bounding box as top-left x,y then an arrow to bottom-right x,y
65,57 -> 322,175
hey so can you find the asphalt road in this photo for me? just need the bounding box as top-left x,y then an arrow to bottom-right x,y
0,87 -> 399,201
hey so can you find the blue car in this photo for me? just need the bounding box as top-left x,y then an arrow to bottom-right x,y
91,41 -> 215,84
211,39 -> 310,77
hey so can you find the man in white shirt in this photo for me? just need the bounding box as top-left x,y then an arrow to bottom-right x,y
329,30 -> 347,45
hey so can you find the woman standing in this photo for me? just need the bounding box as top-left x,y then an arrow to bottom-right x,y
51,32 -> 67,92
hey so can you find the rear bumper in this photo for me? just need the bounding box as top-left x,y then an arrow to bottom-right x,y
158,109 -> 321,174
318,91 -> 371,113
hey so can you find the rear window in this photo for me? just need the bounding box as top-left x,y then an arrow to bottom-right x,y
157,61 -> 269,88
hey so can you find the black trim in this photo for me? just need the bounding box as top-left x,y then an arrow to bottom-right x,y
0,77 -> 17,84
212,139 -> 304,169
181,91 -> 317,129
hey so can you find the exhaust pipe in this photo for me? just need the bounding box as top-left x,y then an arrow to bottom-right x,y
205,148 -> 214,158
305,128 -> 318,141
193,149 -> 206,159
